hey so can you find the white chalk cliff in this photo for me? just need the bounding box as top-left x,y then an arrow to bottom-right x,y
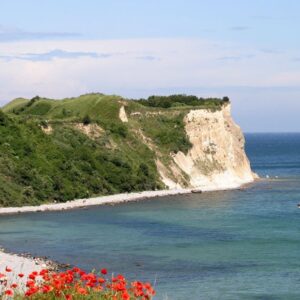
158,103 -> 257,190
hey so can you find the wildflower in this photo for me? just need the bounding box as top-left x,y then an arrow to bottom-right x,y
122,291 -> 130,300
39,269 -> 48,276
0,265 -> 156,299
25,286 -> 39,297
72,267 -> 80,273
93,285 -> 103,292
101,268 -> 107,275
29,273 -> 37,280
42,285 -> 54,293
76,287 -> 88,295
4,289 -> 13,296
26,280 -> 36,287
98,277 -> 106,284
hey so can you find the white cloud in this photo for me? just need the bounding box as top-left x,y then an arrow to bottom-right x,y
0,38 -> 299,105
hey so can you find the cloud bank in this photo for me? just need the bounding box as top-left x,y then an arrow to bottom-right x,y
1,37 -> 298,102
0,37 -> 300,131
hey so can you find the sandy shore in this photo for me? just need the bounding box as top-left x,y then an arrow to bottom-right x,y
0,178 -> 258,216
0,189 -> 192,215
0,248 -> 55,289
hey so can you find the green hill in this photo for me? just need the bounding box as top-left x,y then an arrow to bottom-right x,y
0,93 -> 227,207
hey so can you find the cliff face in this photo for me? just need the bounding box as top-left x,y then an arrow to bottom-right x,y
156,104 -> 256,190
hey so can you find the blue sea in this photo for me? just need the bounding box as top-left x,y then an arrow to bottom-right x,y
1,133 -> 300,299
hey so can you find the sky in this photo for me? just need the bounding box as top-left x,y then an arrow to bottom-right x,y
0,0 -> 300,132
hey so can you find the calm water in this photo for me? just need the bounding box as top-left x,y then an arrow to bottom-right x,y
1,133 -> 300,299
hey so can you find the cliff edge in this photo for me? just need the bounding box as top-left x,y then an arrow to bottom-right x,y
157,103 -> 257,190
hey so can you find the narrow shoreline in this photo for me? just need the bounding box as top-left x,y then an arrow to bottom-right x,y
0,189 -> 191,215
0,179 -> 258,216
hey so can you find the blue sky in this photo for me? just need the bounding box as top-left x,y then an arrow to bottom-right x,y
0,0 -> 300,131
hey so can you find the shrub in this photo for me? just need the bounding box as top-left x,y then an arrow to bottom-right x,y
82,115 -> 92,125
26,96 -> 40,107
109,123 -> 128,138
0,110 -> 8,126
136,94 -> 229,108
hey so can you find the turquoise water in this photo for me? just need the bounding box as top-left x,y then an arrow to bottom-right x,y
1,133 -> 300,299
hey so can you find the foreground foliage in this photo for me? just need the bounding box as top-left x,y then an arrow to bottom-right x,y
0,266 -> 155,299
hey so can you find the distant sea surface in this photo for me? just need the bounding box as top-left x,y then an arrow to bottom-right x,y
1,133 -> 300,299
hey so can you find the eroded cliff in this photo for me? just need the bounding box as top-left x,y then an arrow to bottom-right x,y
149,104 -> 256,190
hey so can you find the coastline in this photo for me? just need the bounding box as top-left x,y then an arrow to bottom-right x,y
0,179 -> 257,216
0,189 -> 191,215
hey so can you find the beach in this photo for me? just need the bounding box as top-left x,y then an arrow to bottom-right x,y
0,189 -> 191,215
0,248 -> 55,287
0,176 -> 258,216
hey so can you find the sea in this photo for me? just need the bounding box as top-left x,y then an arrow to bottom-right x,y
1,133 -> 300,299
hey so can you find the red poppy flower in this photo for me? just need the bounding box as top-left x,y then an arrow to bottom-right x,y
0,264 -> 156,299
122,291 -> 130,300
76,287 -> 88,295
42,285 -> 54,293
101,268 -> 107,275
25,286 -> 39,297
29,273 -> 36,280
26,280 -> 36,288
5,289 -> 14,296
98,277 -> 106,284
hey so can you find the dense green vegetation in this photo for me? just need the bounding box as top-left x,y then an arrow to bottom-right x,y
0,111 -> 160,206
136,94 -> 229,109
0,93 -> 229,207
136,112 -> 192,154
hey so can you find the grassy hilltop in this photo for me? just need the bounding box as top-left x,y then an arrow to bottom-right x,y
0,93 -> 228,207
